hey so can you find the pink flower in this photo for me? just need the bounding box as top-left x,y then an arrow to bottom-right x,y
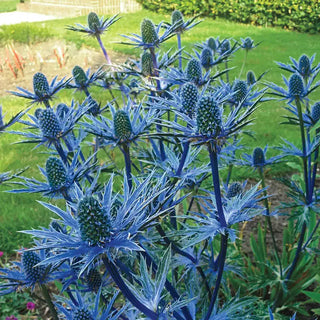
26,302 -> 36,311
5,316 -> 18,320
0,251 -> 3,257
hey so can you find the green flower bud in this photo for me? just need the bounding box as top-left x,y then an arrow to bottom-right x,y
141,18 -> 158,45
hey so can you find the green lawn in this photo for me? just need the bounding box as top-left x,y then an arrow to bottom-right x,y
0,0 -> 18,12
1,9 -> 320,252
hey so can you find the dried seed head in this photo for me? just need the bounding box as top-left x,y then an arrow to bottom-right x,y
46,157 -> 67,190
114,110 -> 132,141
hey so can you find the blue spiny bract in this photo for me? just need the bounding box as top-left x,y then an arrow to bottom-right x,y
233,80 -> 248,103
186,58 -> 202,84
181,82 -> 198,116
219,39 -> 231,55
207,37 -> 216,51
141,18 -> 158,45
227,182 -> 243,198
87,12 -> 100,32
298,54 -> 310,78
46,157 -> 67,190
56,103 -> 69,120
87,97 -> 100,116
311,102 -> 320,123
247,70 -> 256,85
141,51 -> 154,77
252,147 -> 265,167
196,95 -> 221,136
73,65 -> 88,88
73,307 -> 94,320
200,47 -> 213,70
33,73 -> 50,100
242,37 -> 253,50
288,73 -> 304,98
110,198 -> 122,217
114,110 -> 132,141
77,196 -> 111,247
39,108 -> 62,138
86,268 -> 102,292
22,251 -> 46,283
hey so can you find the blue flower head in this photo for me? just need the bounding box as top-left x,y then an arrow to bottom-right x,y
186,58 -> 202,84
311,102 -> 320,124
46,157 -> 67,190
240,37 -> 261,51
246,70 -> 256,85
180,82 -> 199,116
200,47 -> 213,71
288,73 -> 304,98
232,80 -> 248,104
22,251 -> 46,283
113,110 -> 133,141
141,18 -> 158,46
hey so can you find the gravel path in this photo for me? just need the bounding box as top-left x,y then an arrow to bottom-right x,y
0,11 -> 59,26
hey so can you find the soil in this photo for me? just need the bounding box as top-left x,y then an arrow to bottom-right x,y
0,39 -> 129,96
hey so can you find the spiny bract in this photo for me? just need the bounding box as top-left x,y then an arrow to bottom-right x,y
114,110 -> 132,141
298,54 -> 310,78
246,70 -> 256,85
207,37 -> 216,51
33,73 -> 50,99
141,18 -> 158,45
252,147 -> 265,167
46,157 -> 67,190
288,73 -> 304,97
39,108 -> 62,138
22,251 -> 46,283
181,82 -> 198,116
77,196 -> 111,246
200,47 -> 213,70
141,51 -> 154,77
87,97 -> 100,116
73,307 -> 94,320
227,182 -> 243,198
56,103 -> 69,120
233,80 -> 248,103
186,58 -> 202,84
219,39 -> 230,55
311,102 -> 320,123
196,95 -> 221,136
88,12 -> 100,32
73,66 -> 88,87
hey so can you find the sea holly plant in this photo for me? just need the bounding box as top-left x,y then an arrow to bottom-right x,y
0,9 -> 319,320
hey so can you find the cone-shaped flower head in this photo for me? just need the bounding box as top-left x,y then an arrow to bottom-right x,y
242,37 -> 254,50
219,39 -> 231,55
196,95 -> 221,136
298,54 -> 310,78
73,65 -> 88,87
141,51 -> 154,77
56,103 -> 69,120
86,268 -> 102,291
39,108 -> 62,138
311,102 -> 320,123
233,80 -> 248,103
246,70 -> 256,85
74,307 -> 94,320
114,110 -> 132,141
181,82 -> 198,116
201,47 -> 213,70
252,147 -> 265,167
77,196 -> 111,246
186,58 -> 202,84
141,18 -> 158,45
33,73 -> 50,100
288,73 -> 304,98
34,108 -> 43,119
207,37 -> 216,51
46,157 -> 67,190
88,12 -> 100,32
171,10 -> 183,25
227,182 -> 243,198
22,251 -> 46,283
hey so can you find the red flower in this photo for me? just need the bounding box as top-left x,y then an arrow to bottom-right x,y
26,301 -> 36,311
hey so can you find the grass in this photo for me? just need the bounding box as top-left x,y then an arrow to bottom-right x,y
0,0 -> 19,13
1,9 -> 320,252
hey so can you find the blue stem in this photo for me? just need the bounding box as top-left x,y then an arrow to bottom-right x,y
177,33 -> 182,70
96,34 -> 111,65
102,256 -> 158,320
54,140 -> 68,165
204,234 -> 228,320
302,218 -> 320,250
121,144 -> 132,191
176,142 -> 190,177
311,128 -> 320,195
208,142 -> 227,227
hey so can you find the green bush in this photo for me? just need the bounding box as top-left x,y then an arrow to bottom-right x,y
136,0 -> 320,33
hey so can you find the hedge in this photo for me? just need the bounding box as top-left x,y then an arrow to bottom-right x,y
136,0 -> 320,33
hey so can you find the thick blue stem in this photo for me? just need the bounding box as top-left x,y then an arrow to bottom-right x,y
54,140 -> 68,165
176,142 -> 190,177
204,234 -> 228,320
208,142 -> 227,227
122,144 -> 132,191
102,256 -> 158,320
177,33 -> 182,70
96,34 -> 111,65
